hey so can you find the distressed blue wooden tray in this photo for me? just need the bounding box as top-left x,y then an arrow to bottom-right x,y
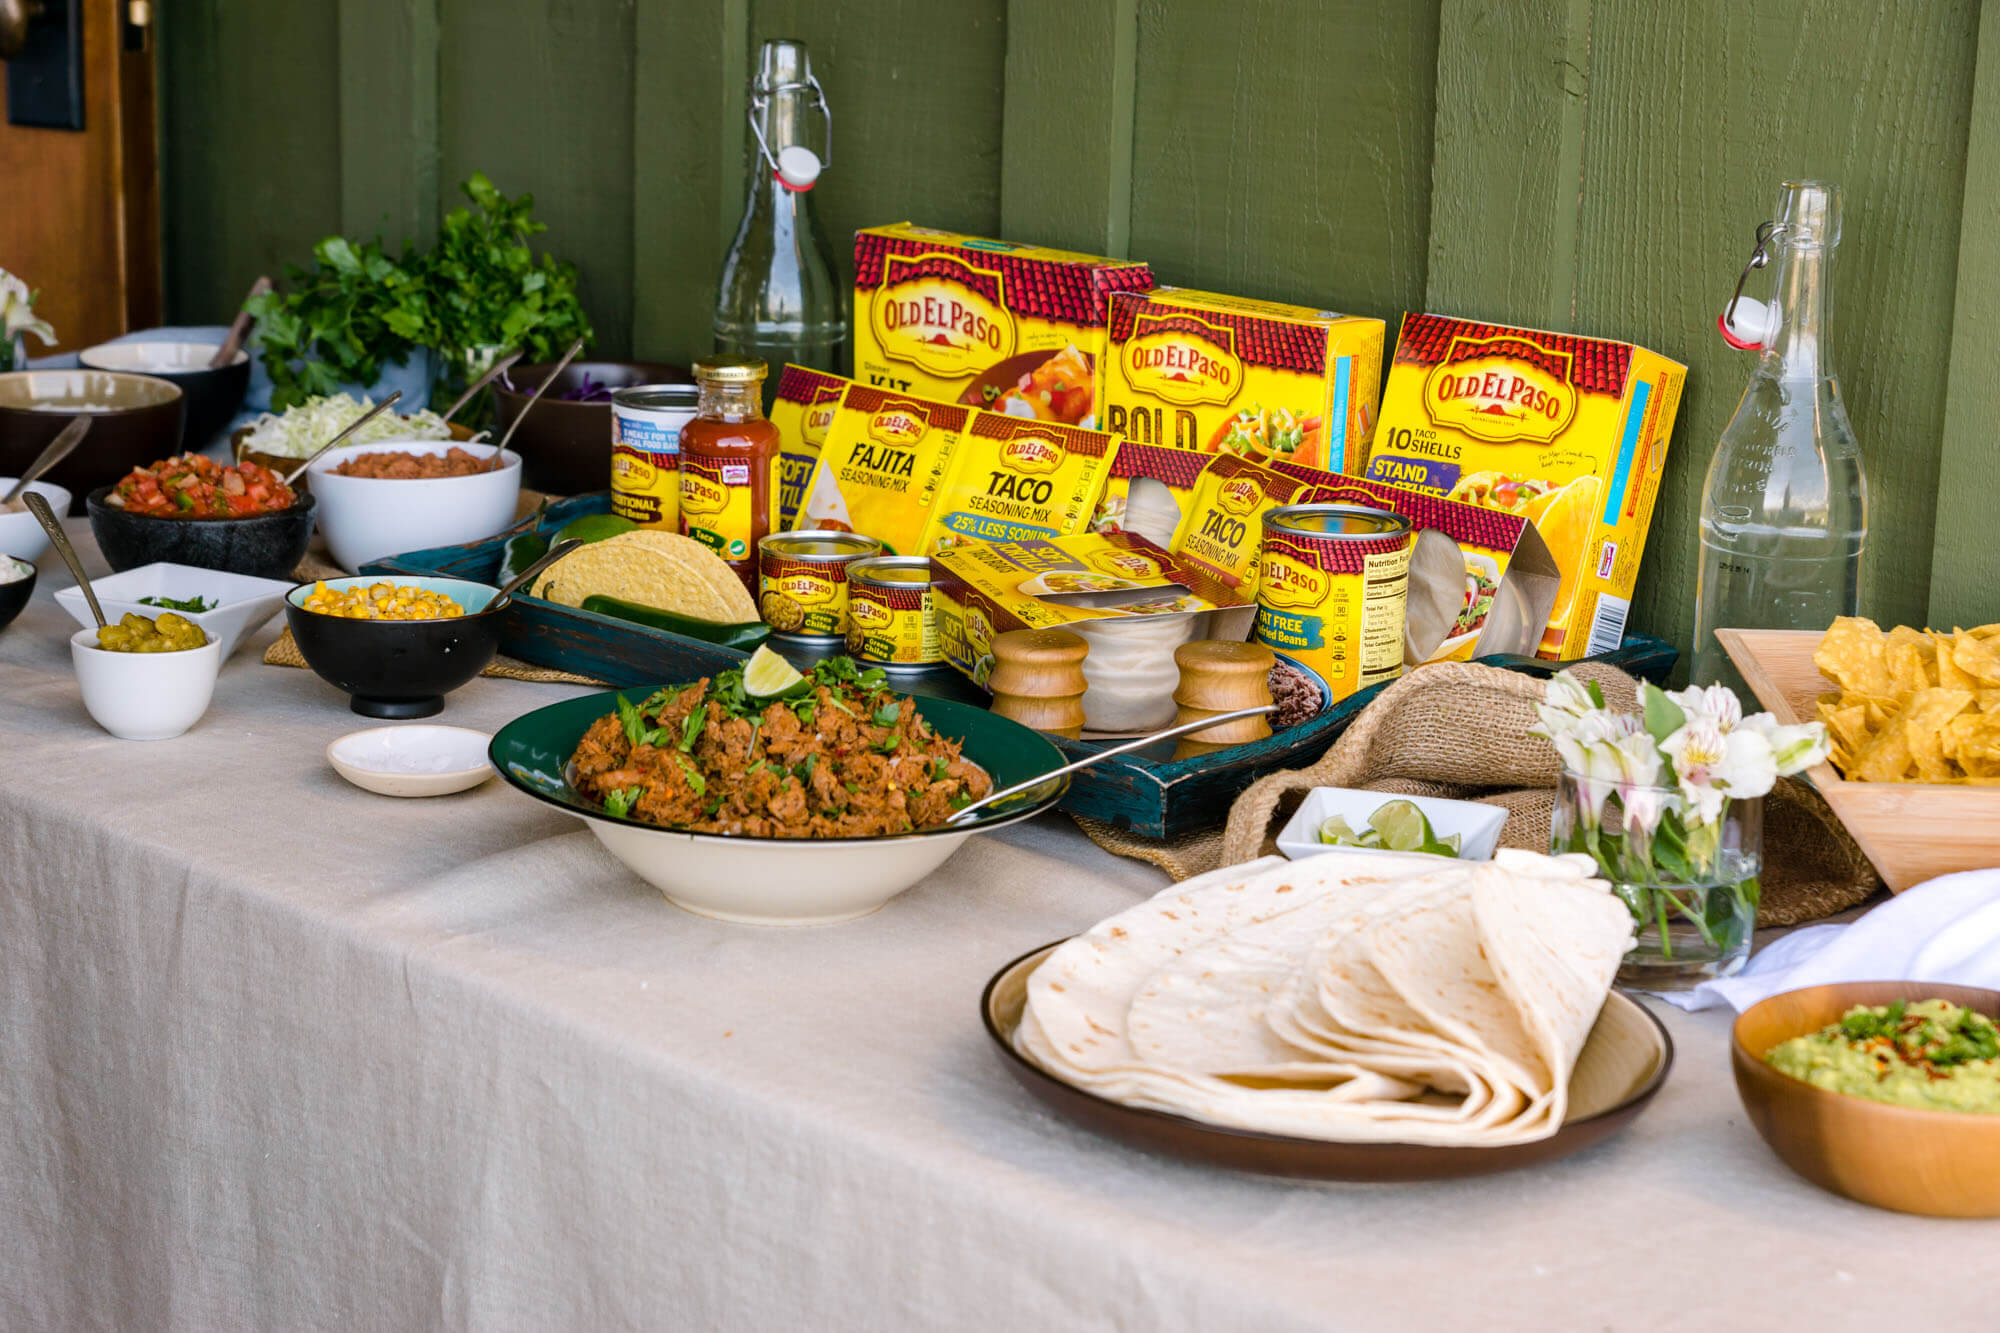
367,494 -> 1676,840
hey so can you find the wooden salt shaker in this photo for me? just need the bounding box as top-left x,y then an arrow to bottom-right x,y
988,629 -> 1088,739
1171,640 -> 1274,759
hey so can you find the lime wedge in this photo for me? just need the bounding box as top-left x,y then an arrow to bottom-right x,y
1367,800 -> 1436,854
742,643 -> 807,700
1317,815 -> 1360,846
1438,831 -> 1462,855
556,513 -> 639,546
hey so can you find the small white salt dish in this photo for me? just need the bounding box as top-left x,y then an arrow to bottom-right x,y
55,561 -> 293,660
70,625 -> 223,740
1275,786 -> 1510,863
327,725 -> 495,798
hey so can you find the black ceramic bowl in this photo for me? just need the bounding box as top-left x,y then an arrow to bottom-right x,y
283,576 -> 501,718
0,560 -> 35,633
493,360 -> 688,495
87,486 -> 316,581
79,342 -> 252,448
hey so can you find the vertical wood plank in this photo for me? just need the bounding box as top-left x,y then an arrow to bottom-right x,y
1000,0 -> 1137,255
631,0 -> 743,362
1424,0 -> 1592,326
1573,0 -> 1980,654
1929,1 -> 2000,630
1126,0 -> 1439,321
438,0 -> 637,355
338,0 -> 441,245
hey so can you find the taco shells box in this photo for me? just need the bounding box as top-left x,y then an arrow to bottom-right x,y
852,223 -> 1153,426
1100,287 -> 1384,475
1368,314 -> 1685,659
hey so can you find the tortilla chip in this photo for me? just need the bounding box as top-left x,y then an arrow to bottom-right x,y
1850,717 -> 1914,782
1814,617 -> 1892,696
1884,625 -> 1936,696
1953,632 -> 2000,686
531,530 -> 759,623
1932,632 -> 1977,689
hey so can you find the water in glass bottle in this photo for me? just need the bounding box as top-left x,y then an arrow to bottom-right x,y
1689,180 -> 1867,690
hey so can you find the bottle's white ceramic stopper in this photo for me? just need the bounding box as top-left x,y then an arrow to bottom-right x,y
777,146 -> 822,190
1721,296 -> 1776,349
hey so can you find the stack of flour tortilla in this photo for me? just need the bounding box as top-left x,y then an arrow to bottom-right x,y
1015,848 -> 1635,1146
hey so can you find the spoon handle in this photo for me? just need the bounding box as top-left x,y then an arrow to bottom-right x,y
279,389 -> 402,487
489,336 -> 585,469
2,414 -> 91,505
211,276 -> 272,370
946,703 -> 1277,825
23,491 -> 106,628
441,348 -> 524,424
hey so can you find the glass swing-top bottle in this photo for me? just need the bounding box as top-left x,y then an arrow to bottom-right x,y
1689,180 -> 1868,690
713,39 -> 848,396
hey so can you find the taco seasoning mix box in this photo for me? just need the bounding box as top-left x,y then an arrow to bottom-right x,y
852,223 -> 1153,426
768,365 -> 852,531
1100,287 -> 1384,474
1367,314 -> 1686,658
931,411 -> 1122,551
793,383 -> 967,557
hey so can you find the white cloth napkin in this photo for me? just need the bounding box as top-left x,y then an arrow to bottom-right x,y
1660,868 -> 2000,1011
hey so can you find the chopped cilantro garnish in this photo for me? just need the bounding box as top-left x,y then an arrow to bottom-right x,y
615,694 -> 646,748
603,785 -> 644,819
679,709 -> 705,752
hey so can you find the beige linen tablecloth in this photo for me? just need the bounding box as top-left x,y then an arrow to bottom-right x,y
2,529 -> 1994,1332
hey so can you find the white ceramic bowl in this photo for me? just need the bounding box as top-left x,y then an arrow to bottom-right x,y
1275,786 -> 1510,863
328,725 -> 495,797
55,561 -> 291,659
69,624 -> 223,740
78,341 -> 246,374
0,478 -> 74,562
306,438 -> 521,572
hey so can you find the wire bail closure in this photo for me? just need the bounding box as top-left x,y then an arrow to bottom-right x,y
1718,220 -> 1779,350
749,74 -> 832,190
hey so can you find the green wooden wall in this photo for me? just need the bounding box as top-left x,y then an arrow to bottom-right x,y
158,0 -> 1998,652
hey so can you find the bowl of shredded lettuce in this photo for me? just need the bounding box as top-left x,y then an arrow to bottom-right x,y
232,394 -> 463,477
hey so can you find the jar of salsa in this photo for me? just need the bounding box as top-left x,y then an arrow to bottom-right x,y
679,356 -> 780,592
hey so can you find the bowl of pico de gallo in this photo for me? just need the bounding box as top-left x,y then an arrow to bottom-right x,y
87,454 -> 317,580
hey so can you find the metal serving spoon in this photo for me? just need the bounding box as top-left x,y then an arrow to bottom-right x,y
2,415 -> 92,507
279,390 -> 403,486
485,336 -> 585,471
440,348 -> 524,424
22,490 -> 106,628
945,704 -> 1278,825
484,537 -> 580,613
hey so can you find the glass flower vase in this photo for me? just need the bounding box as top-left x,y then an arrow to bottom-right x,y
2,335 -> 22,372
1551,771 -> 1762,990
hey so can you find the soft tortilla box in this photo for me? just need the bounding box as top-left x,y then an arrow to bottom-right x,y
852,222 -> 1153,428
769,365 -> 852,531
1367,314 -> 1685,658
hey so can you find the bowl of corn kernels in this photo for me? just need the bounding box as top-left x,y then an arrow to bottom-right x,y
282,575 -> 502,719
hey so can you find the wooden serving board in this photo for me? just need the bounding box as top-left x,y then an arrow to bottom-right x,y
370,494 -> 1676,840
1718,627 -> 2000,892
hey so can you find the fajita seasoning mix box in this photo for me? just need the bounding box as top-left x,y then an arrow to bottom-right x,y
792,383 -> 968,557
769,365 -> 852,531
1099,287 -> 1384,474
852,223 -> 1153,426
1368,314 -> 1686,659
931,411 -> 1121,551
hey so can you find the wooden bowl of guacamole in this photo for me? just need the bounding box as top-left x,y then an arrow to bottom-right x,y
1733,981 -> 2000,1217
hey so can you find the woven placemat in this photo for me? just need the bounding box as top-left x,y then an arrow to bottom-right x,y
262,627 -> 606,686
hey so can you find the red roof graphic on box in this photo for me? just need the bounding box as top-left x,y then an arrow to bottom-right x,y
1391,312 -> 1632,398
1109,293 -> 1329,375
855,230 -> 1152,326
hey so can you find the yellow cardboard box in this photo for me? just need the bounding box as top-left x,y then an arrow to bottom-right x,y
1367,314 -> 1686,659
852,223 -> 1152,427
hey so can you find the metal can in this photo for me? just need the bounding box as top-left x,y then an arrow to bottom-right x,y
610,384 -> 698,529
846,555 -> 943,668
1253,503 -> 1412,703
757,530 -> 883,642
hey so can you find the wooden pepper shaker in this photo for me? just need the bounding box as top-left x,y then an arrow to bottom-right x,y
1171,640 -> 1274,759
988,629 -> 1088,739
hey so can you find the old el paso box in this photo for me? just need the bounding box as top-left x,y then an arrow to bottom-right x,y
1100,287 -> 1384,474
852,223 -> 1153,427
769,365 -> 852,530
1368,314 -> 1686,659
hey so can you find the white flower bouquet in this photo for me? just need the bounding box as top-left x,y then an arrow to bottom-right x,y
1,269 -> 56,370
1533,671 -> 1830,976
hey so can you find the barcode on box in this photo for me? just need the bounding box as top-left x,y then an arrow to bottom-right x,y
1587,593 -> 1630,657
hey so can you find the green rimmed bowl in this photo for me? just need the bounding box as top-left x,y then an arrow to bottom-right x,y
490,689 -> 1069,925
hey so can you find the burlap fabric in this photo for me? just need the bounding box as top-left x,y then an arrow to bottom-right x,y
1083,661 -> 1880,927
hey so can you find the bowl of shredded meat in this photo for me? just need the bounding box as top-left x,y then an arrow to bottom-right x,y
490,654 -> 1069,925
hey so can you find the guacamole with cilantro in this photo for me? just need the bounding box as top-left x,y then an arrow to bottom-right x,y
1766,999 -> 2000,1113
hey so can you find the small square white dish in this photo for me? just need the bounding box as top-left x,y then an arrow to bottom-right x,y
1275,787 -> 1510,863
55,561 -> 293,659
